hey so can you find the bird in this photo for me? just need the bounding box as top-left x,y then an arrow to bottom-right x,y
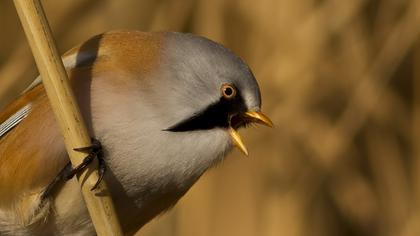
0,30 -> 272,235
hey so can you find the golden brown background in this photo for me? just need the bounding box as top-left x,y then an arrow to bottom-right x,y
2,0 -> 420,235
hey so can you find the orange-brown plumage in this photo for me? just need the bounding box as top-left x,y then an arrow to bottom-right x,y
0,31 -> 163,232
0,30 -> 268,235
0,85 -> 64,207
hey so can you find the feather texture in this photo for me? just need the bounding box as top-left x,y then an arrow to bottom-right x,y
0,30 -> 260,235
0,31 -> 166,235
0,104 -> 32,138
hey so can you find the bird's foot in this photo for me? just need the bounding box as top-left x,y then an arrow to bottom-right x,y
41,138 -> 106,201
71,138 -> 106,191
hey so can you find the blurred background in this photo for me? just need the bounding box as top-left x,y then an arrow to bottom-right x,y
1,0 -> 420,235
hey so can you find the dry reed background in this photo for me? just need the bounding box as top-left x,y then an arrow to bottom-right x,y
1,0 -> 420,235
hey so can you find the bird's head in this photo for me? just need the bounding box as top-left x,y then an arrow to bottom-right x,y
154,32 -> 272,156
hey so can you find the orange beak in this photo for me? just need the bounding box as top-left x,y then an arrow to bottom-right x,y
228,111 -> 273,156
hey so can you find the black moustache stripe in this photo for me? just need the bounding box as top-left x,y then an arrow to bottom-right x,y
165,95 -> 245,132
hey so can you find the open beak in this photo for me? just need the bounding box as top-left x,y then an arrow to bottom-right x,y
228,111 -> 273,156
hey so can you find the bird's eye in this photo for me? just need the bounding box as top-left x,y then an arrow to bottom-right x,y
221,83 -> 237,99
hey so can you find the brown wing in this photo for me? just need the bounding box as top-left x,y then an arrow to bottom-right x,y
0,30 -> 163,208
0,84 -> 66,207
0,37 -> 97,207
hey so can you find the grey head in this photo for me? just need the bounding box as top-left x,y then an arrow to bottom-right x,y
148,32 -> 272,156
104,31 -> 273,195
91,31 -> 272,185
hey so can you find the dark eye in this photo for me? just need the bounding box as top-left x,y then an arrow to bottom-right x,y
221,83 -> 237,99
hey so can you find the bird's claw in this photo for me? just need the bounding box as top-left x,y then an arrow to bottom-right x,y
41,139 -> 106,201
69,138 -> 106,191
